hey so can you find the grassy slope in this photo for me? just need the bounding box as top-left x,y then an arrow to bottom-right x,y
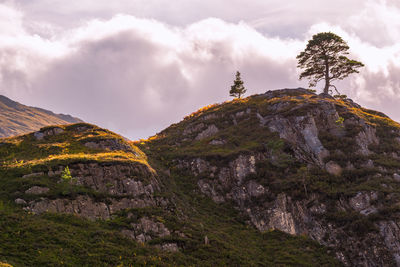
140,90 -> 400,250
142,90 -> 400,198
0,114 -> 344,265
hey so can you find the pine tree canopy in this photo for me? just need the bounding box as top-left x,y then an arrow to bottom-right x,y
296,32 -> 364,94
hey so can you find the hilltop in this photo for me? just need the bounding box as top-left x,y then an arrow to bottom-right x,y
0,95 -> 82,138
1,88 -> 400,266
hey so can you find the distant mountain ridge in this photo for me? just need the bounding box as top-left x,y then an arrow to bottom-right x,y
0,95 -> 82,138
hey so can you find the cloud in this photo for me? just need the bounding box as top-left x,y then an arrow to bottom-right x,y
22,16 -> 302,139
1,2 -> 400,139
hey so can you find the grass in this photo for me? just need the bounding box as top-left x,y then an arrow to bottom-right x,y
0,123 -> 151,170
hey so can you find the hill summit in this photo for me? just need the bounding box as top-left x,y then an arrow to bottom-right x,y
0,95 -> 82,138
1,88 -> 400,266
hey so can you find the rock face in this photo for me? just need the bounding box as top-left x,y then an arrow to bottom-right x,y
25,186 -> 50,195
84,139 -> 135,153
121,217 -> 171,243
178,155 -> 400,266
26,162 -> 163,220
165,89 -> 400,266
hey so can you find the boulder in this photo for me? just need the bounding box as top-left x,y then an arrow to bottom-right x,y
25,186 -> 50,195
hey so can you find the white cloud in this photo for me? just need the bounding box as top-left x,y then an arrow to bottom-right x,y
1,1 -> 400,139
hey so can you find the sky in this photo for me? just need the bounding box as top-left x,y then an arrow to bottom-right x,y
1,0 -> 400,140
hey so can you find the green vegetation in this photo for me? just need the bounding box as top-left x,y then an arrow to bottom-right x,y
61,166 -> 72,180
0,123 -> 150,170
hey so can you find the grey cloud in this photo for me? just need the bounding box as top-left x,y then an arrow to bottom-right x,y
15,0 -> 366,38
350,64 -> 400,121
30,31 -> 191,139
0,49 -> 30,96
2,2 -> 400,139
24,27 -> 299,140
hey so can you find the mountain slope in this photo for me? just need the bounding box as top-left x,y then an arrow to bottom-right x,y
0,122 -> 339,266
142,88 -> 400,266
0,95 -> 82,138
2,88 -> 400,266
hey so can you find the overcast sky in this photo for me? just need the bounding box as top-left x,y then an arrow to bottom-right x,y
1,0 -> 400,139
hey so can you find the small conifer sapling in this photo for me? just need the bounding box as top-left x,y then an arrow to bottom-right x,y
230,71 -> 247,99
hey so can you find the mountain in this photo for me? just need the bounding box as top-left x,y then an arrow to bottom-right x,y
0,95 -> 82,138
1,88 -> 400,266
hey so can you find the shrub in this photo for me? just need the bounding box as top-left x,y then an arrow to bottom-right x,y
61,166 -> 72,180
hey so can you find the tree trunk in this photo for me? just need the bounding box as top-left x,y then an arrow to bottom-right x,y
324,59 -> 330,94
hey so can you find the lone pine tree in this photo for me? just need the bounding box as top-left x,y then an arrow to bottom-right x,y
230,71 -> 247,99
297,32 -> 364,94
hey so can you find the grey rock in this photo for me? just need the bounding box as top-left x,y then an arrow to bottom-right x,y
15,198 -> 27,205
209,139 -> 226,145
198,180 -> 224,203
195,124 -> 219,140
235,111 -> 245,118
121,229 -> 136,240
84,139 -> 134,152
28,195 -> 111,220
230,155 -> 256,185
379,221 -> 400,266
25,186 -> 50,195
362,159 -> 375,168
33,127 -> 64,140
266,115 -> 329,165
325,161 -> 342,176
33,131 -> 45,140
393,173 -> 400,182
189,158 -> 211,176
183,123 -> 204,135
355,124 -> 379,155
266,194 -> 297,234
201,113 -> 218,121
136,233 -> 147,243
156,243 -> 179,252
349,191 -> 378,214
22,172 -> 44,178
121,217 -> 172,246
132,217 -> 170,237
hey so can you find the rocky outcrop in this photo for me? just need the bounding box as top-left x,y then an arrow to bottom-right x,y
34,127 -> 64,140
25,186 -> 50,195
171,89 -> 400,266
181,152 -> 399,266
84,139 -> 135,153
25,162 -> 165,221
195,124 -> 219,140
28,196 -> 111,220
121,217 -> 171,242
